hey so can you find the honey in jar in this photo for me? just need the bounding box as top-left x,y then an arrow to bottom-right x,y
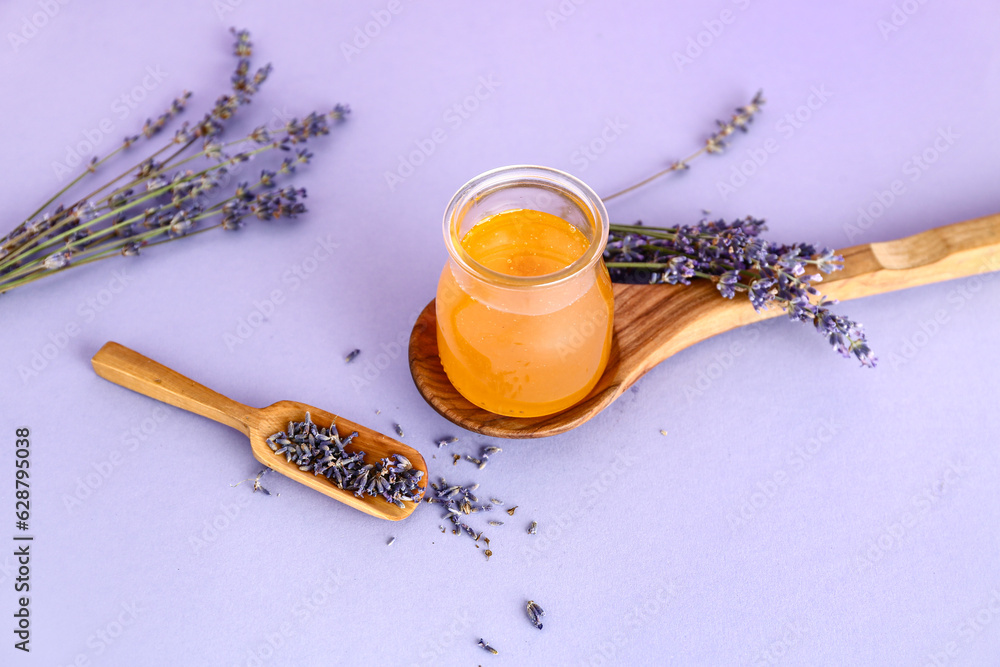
435,166 -> 613,417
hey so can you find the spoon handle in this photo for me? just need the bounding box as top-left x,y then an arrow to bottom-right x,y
91,341 -> 255,435
614,211 -> 1000,376
821,210 -> 1000,301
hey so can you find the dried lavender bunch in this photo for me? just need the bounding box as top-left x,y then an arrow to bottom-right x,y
266,412 -> 424,507
0,28 -> 349,295
604,218 -> 876,367
603,91 -> 765,201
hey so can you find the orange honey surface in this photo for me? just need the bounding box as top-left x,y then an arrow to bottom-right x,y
436,208 -> 614,417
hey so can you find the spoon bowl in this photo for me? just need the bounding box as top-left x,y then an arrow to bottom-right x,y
92,342 -> 426,520
410,212 -> 1000,438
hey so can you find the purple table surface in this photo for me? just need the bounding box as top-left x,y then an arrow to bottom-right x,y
1,1 -> 998,665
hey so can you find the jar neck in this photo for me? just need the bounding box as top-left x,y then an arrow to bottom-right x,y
442,165 -> 609,291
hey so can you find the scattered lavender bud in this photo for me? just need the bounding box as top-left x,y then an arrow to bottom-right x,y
526,600 -> 545,630
253,468 -> 271,495
527,521 -> 537,535
386,537 -> 395,546
231,468 -> 272,495
394,423 -> 404,438
345,349 -> 360,363
477,638 -> 498,655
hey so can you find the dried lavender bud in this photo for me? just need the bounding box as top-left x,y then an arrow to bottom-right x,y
231,468 -> 272,495
265,414 -> 423,507
526,600 -> 545,630
394,423 -> 404,438
386,537 -> 395,546
437,436 -> 458,448
477,638 -> 498,655
345,349 -> 360,363
253,469 -> 271,495
527,521 -> 537,535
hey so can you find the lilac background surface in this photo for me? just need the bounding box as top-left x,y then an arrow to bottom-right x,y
1,1 -> 999,665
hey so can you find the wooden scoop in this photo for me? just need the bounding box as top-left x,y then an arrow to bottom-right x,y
92,342 -> 426,520
410,212 -> 1000,439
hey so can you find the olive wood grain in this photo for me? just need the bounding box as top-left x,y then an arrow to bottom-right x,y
92,342 -> 426,520
409,211 -> 1000,439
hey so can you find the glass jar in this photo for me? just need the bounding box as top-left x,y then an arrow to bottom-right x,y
436,165 -> 614,418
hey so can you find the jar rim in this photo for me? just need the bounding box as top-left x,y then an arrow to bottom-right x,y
442,165 -> 609,289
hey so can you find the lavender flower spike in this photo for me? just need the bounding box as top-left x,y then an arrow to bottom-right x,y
604,217 -> 876,368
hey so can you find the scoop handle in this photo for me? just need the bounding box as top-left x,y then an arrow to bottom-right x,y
91,341 -> 254,435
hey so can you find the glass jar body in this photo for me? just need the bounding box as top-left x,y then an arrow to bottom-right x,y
435,166 -> 613,418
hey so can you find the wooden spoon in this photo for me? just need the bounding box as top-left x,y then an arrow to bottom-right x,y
92,342 -> 426,520
410,211 -> 1000,439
